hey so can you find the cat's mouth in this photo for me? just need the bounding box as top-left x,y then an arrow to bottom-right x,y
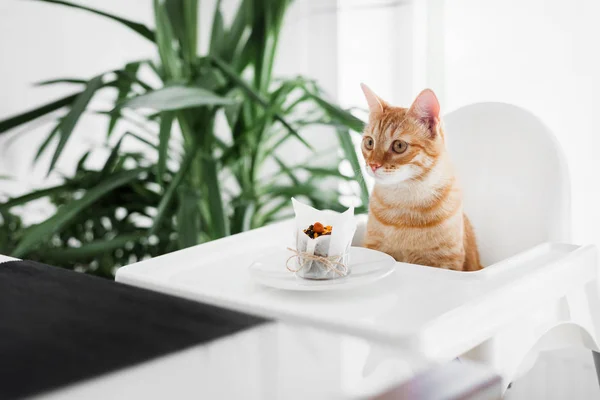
368,165 -> 418,184
367,167 -> 395,181
367,168 -> 388,178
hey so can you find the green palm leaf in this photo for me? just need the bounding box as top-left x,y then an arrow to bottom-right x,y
157,112 -> 174,186
12,168 -> 148,257
0,93 -> 79,134
43,233 -> 145,261
308,93 -> 365,133
0,184 -> 71,212
108,62 -> 142,137
165,0 -> 198,64
210,55 -> 312,150
122,85 -> 236,111
48,75 -> 104,174
34,123 -> 60,163
176,186 -> 200,248
336,128 -> 369,207
153,0 -> 181,80
150,147 -> 199,236
209,0 -> 225,56
35,78 -> 87,86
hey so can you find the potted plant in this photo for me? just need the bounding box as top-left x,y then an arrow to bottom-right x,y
0,0 -> 368,277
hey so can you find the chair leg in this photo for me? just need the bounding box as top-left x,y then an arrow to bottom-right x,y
593,351 -> 600,387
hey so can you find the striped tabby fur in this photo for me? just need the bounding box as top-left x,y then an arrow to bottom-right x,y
360,84 -> 481,271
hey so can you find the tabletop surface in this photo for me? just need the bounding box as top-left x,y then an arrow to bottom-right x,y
116,218 -> 594,360
33,322 -> 430,400
0,258 -> 430,399
0,259 -> 267,399
0,254 -> 18,263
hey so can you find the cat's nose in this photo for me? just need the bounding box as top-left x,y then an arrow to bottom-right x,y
369,163 -> 382,172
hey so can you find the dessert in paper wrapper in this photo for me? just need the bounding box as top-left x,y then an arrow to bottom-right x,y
291,198 -> 356,280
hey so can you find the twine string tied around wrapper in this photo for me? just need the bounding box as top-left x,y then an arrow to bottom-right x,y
286,247 -> 349,277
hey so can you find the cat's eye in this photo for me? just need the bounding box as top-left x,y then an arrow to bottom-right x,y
392,140 -> 408,154
363,136 -> 374,150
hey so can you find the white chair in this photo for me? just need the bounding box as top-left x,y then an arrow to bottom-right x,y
354,102 -> 599,393
116,102 -> 599,396
445,102 -> 571,264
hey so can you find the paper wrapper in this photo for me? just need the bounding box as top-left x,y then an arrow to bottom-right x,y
291,198 -> 357,280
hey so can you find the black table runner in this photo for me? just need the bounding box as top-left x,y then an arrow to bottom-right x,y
0,260 -> 267,399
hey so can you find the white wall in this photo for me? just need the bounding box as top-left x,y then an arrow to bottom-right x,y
439,0 -> 600,247
337,0 -> 415,108
0,0 -> 155,198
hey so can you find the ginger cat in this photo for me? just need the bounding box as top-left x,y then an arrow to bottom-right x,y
360,84 -> 482,271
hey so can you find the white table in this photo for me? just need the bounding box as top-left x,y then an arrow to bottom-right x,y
116,218 -> 600,393
0,253 -> 504,399
31,322 -> 429,400
0,254 -> 432,399
0,254 -> 18,264
29,321 -> 503,400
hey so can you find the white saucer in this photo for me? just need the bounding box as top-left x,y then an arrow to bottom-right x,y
248,246 -> 396,291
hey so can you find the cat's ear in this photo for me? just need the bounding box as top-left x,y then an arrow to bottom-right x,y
360,83 -> 386,114
409,89 -> 440,134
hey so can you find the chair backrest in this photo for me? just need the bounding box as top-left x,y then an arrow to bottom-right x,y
443,102 -> 571,266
